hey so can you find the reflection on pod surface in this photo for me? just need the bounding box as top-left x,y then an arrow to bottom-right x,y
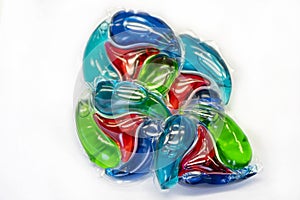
93,80 -> 171,119
105,119 -> 163,180
138,55 -> 179,95
179,164 -> 258,186
94,113 -> 145,162
179,125 -> 234,184
155,115 -> 197,189
83,21 -> 120,85
105,42 -> 160,80
180,34 -> 232,104
75,98 -> 121,168
185,105 -> 252,170
110,10 -> 181,61
168,72 -> 211,110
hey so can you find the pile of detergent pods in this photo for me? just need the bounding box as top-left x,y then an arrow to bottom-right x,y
75,10 -> 259,190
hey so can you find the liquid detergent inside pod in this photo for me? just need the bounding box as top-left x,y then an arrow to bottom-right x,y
75,10 -> 260,190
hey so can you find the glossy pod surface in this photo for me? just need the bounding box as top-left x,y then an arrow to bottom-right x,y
75,98 -> 121,168
75,10 -> 258,190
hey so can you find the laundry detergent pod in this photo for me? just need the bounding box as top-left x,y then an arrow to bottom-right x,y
75,10 -> 260,190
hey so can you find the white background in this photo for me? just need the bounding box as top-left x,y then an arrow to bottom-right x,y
1,0 -> 300,199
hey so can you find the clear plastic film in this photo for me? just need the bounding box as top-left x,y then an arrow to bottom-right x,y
74,9 -> 261,191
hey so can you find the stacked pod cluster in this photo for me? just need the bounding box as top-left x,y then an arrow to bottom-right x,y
75,10 -> 258,190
